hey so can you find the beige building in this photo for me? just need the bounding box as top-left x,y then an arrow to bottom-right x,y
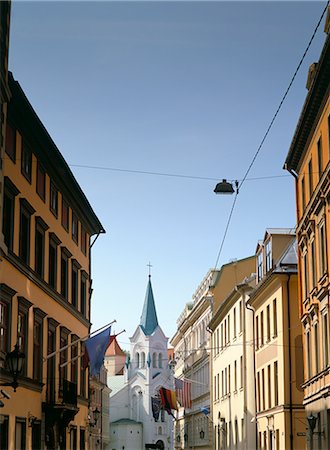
248,230 -> 305,450
171,257 -> 255,450
209,274 -> 256,450
284,9 -> 330,450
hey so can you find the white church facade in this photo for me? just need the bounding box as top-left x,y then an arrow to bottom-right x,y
109,277 -> 174,450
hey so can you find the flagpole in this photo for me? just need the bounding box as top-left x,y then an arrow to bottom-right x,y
58,329 -> 126,368
44,320 -> 116,362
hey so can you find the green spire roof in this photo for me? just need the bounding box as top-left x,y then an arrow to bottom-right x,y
140,277 -> 159,336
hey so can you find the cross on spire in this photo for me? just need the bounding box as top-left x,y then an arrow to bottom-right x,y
147,262 -> 152,278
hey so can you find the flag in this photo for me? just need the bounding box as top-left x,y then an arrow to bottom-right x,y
159,387 -> 177,415
151,397 -> 161,422
82,326 -> 112,376
200,406 -> 210,415
175,377 -> 192,409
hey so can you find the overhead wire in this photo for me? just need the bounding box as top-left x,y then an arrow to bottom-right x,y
212,1 -> 329,269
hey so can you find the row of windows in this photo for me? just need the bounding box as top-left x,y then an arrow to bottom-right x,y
0,288 -> 88,400
3,177 -> 89,317
213,301 -> 243,356
135,352 -> 163,369
255,298 -> 278,350
301,115 -> 330,211
256,361 -> 279,412
301,220 -> 327,300
305,311 -> 329,380
191,362 -> 209,399
214,356 -> 244,401
258,429 -> 280,450
5,124 -> 88,255
214,418 -> 244,450
0,415 -> 86,450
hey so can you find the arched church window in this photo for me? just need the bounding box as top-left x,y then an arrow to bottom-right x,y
141,352 -> 146,368
158,426 -> 162,435
158,353 -> 162,368
152,352 -> 157,368
136,352 -> 140,368
132,394 -> 138,421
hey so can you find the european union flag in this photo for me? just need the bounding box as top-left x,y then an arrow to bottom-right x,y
84,326 -> 111,376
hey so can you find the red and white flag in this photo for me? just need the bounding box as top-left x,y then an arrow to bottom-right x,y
175,377 -> 192,409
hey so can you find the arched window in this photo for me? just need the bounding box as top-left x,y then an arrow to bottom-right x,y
136,352 -> 140,368
158,353 -> 162,368
141,352 -> 146,368
152,352 -> 157,368
158,426 -> 162,435
132,394 -> 137,421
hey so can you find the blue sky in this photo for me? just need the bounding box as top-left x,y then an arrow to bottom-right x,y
9,1 -> 327,349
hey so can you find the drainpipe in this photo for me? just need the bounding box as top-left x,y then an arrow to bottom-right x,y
285,274 -> 294,450
245,301 -> 257,450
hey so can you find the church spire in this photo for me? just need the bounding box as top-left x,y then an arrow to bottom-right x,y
140,276 -> 159,336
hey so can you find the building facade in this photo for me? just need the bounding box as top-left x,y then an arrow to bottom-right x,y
248,230 -> 305,450
284,9 -> 330,450
109,277 -> 173,450
0,72 -> 104,450
209,275 -> 256,450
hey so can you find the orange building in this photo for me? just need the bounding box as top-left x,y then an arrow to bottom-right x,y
284,10 -> 330,450
0,72 -> 104,450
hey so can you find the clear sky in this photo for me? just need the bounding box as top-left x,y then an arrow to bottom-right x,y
8,1 -> 327,349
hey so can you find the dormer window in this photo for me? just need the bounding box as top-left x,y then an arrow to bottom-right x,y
257,252 -> 263,282
265,240 -> 272,273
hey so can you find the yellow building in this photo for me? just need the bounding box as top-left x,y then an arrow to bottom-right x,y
284,10 -> 330,449
248,230 -> 305,450
0,72 -> 104,450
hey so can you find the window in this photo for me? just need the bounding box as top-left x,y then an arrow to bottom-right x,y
257,251 -> 263,282
47,319 -> 57,403
273,299 -> 277,338
308,159 -> 313,198
267,364 -> 271,409
261,368 -> 265,411
17,297 -> 32,376
71,261 -> 79,308
260,311 -> 264,346
225,367 -> 227,395
81,226 -> 87,255
80,342 -> 86,397
72,212 -> 78,244
274,361 -> 278,406
50,182 -> 58,216
0,285 -> 14,355
158,353 -> 162,368
61,247 -> 71,300
221,323 -> 223,350
310,240 -> 317,289
0,415 -> 9,450
323,313 -> 329,369
141,352 -> 146,368
301,176 -> 306,210
36,162 -> 46,200
303,251 -> 309,298
317,137 -> 323,179
21,143 -> 32,182
265,240 -> 272,272
80,273 -> 87,316
318,222 -> 327,277
35,217 -> 48,278
3,177 -> 19,251
233,307 -> 236,339
257,372 -> 260,411
15,418 -> 26,450
48,233 -> 60,290
256,315 -> 259,349
59,327 -> 69,394
5,123 -> 16,161
80,429 -> 85,450
61,198 -> 69,231
227,314 -> 230,343
266,305 -> 270,342
221,370 -> 224,397
240,355 -> 243,388
228,364 -> 231,394
234,360 -> 237,391
19,199 -> 35,265
239,300 -> 242,333
152,352 -> 157,368
33,308 -> 45,382
71,335 -> 78,385
306,330 -> 312,379
314,323 -> 319,374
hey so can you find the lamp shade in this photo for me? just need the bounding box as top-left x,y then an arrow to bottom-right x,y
213,179 -> 235,194
6,343 -> 25,379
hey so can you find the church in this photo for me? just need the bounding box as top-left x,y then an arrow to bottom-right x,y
107,276 -> 174,450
